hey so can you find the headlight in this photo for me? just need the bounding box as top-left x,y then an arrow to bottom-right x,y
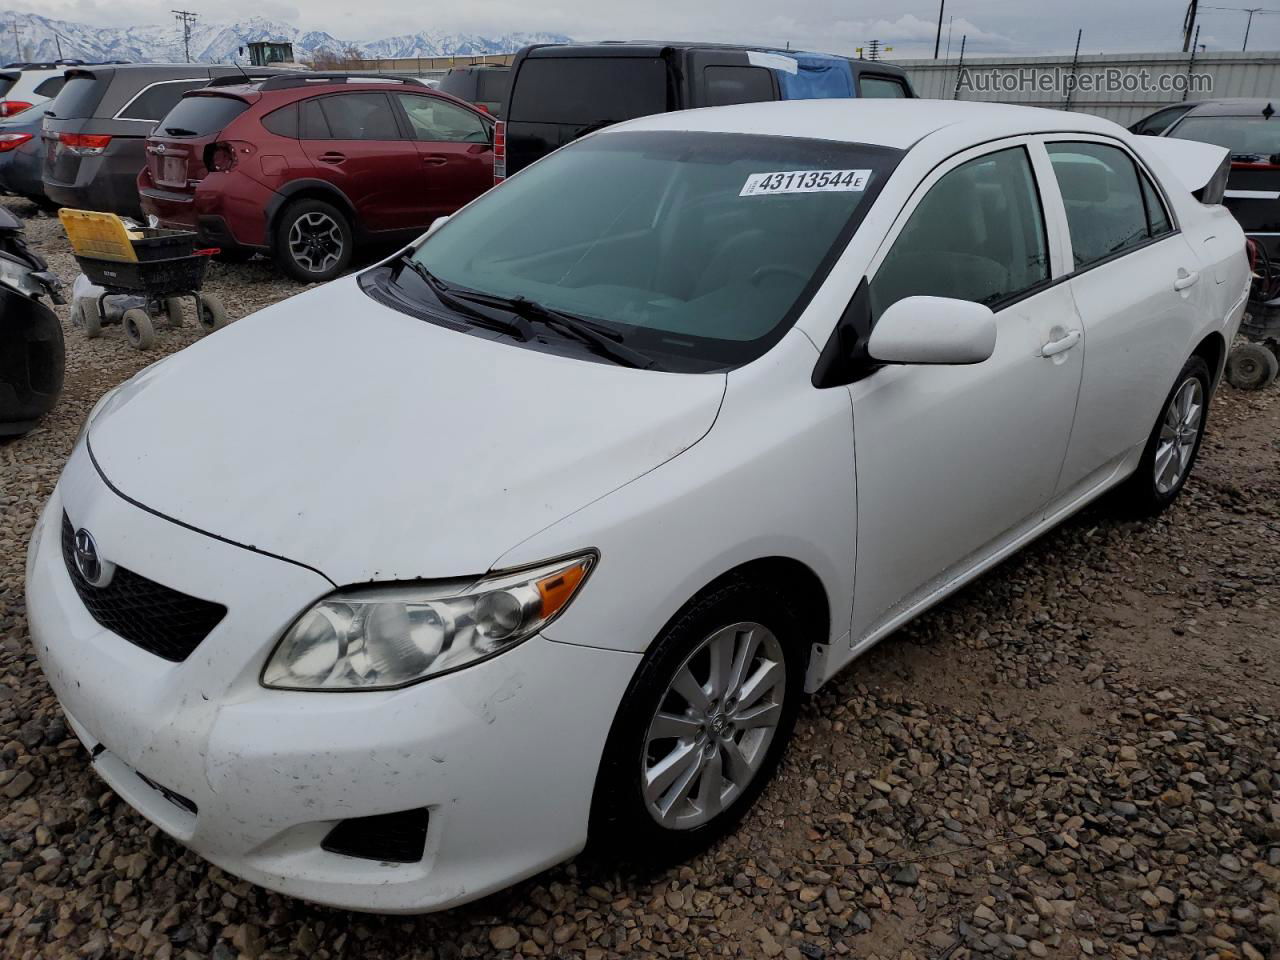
262,553 -> 597,691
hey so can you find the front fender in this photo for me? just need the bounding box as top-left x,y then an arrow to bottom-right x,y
493,330 -> 858,679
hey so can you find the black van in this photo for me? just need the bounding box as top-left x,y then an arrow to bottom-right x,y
41,64 -> 284,217
436,64 -> 511,117
498,42 -> 914,179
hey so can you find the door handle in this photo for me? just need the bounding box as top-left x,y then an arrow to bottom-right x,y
1174,269 -> 1199,291
1041,329 -> 1081,358
318,152 -> 345,164
422,155 -> 448,165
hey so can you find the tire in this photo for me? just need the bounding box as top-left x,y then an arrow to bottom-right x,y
75,298 -> 103,339
590,576 -> 807,865
163,296 -> 185,328
1114,355 -> 1212,517
195,293 -> 228,333
1225,342 -> 1280,390
122,308 -> 155,351
273,199 -> 353,283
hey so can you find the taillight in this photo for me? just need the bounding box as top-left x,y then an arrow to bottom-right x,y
0,100 -> 31,117
493,120 -> 505,183
0,132 -> 32,152
59,132 -> 112,156
206,141 -> 236,173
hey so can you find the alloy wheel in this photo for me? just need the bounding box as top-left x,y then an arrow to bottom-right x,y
287,212 -> 344,274
642,621 -> 786,830
1154,376 -> 1203,494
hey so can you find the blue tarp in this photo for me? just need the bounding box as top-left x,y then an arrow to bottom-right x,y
768,51 -> 856,101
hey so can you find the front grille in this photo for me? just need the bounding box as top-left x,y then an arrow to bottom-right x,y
322,808 -> 430,863
60,512 -> 227,662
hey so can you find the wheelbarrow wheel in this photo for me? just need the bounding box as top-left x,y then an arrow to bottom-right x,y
73,298 -> 103,339
195,293 -> 228,334
122,308 -> 155,351
1225,342 -> 1279,390
163,296 -> 185,328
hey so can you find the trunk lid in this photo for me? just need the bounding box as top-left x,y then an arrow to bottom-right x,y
144,92 -> 253,191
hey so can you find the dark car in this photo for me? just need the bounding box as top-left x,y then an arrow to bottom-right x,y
0,204 -> 63,439
0,111 -> 49,204
138,74 -> 495,282
1155,98 -> 1280,257
436,64 -> 510,116
41,64 -> 286,218
498,42 -> 914,180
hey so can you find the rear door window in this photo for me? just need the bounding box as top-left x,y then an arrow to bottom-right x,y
859,75 -> 910,98
46,73 -> 108,118
509,58 -> 667,124
316,93 -> 401,140
300,99 -> 329,139
396,95 -> 489,142
118,79 -> 209,122
1047,142 -> 1158,268
156,95 -> 248,137
704,66 -> 775,106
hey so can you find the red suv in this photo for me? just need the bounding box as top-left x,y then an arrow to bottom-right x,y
139,75 -> 495,281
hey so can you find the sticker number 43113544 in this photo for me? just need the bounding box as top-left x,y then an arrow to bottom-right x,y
740,169 -> 871,197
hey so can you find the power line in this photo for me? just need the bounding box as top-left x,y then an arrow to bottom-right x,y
1199,4 -> 1280,50
171,9 -> 198,63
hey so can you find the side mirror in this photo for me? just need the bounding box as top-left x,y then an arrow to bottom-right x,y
867,296 -> 996,365
426,215 -> 450,237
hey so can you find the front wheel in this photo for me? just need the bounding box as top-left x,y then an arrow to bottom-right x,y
273,199 -> 353,283
590,577 -> 805,863
1114,355 -> 1211,516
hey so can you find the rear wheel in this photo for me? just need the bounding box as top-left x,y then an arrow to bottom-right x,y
591,577 -> 805,864
122,308 -> 155,351
1114,355 -> 1211,516
1225,342 -> 1279,390
273,199 -> 352,283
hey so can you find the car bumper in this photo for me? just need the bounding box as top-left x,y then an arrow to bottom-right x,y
45,153 -> 144,218
140,172 -> 274,250
27,444 -> 640,912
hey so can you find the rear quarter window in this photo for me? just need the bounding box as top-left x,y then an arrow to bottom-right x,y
509,58 -> 667,125
119,79 -> 210,122
859,75 -> 909,98
156,94 -> 249,137
261,102 -> 298,138
476,71 -> 509,103
32,75 -> 64,98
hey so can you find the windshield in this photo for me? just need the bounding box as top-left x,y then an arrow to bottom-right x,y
405,130 -> 899,370
1170,114 -> 1280,159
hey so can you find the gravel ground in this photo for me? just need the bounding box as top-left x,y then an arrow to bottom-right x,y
1,195 -> 1278,960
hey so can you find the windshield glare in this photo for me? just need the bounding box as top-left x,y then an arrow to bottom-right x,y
411,130 -> 898,370
1170,115 -> 1280,157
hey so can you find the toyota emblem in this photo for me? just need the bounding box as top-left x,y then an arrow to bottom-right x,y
73,529 -> 114,587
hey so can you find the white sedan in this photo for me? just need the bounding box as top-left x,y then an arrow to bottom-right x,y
26,99 -> 1248,912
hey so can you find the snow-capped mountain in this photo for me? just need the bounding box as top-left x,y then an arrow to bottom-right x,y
0,11 -> 569,65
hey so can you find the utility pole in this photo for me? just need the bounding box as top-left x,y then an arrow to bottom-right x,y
1243,7 -> 1262,50
933,0 -> 945,58
172,9 -> 198,63
10,17 -> 22,62
1183,0 -> 1200,51
53,31 -> 63,60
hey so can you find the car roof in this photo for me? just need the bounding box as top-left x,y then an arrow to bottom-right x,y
1182,97 -> 1279,117
612,98 -> 1125,150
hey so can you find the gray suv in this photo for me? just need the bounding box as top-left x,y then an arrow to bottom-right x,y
41,64 -> 281,217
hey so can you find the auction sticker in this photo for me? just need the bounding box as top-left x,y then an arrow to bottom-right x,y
740,169 -> 871,197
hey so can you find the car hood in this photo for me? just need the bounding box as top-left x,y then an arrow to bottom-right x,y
87,277 -> 726,585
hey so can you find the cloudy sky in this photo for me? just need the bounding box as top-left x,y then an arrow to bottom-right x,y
7,0 -> 1280,56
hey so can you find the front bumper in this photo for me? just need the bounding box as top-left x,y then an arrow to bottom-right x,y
27,445 -> 640,912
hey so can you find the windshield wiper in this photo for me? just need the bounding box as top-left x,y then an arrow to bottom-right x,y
449,290 -> 657,370
396,255 -> 532,341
